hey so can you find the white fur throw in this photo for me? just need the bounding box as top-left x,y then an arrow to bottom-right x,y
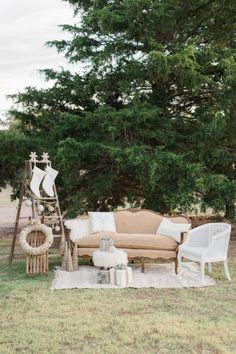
64,218 -> 90,243
92,248 -> 128,268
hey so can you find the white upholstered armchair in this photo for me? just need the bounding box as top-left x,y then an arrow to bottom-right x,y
178,223 -> 231,283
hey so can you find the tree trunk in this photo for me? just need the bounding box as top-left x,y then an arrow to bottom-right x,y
225,203 -> 236,220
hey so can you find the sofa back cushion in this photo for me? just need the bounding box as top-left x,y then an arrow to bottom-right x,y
114,209 -> 162,234
114,209 -> 191,234
114,209 -> 190,234
76,210 -> 191,236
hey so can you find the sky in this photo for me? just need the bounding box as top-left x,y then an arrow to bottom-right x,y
0,0 -> 75,122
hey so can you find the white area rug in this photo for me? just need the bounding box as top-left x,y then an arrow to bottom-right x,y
51,262 -> 215,290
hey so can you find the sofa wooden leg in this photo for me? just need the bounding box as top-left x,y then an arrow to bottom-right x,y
175,258 -> 178,274
141,257 -> 145,273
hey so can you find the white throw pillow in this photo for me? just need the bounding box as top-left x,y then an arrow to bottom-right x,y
88,212 -> 116,233
156,217 -> 191,242
64,218 -> 90,242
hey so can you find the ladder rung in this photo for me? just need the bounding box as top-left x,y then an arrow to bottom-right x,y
10,253 -> 62,258
19,216 -> 63,220
10,170 -> 64,264
40,197 -> 57,200
29,160 -> 51,164
31,197 -> 57,201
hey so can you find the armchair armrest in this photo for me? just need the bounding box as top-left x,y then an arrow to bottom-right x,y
180,231 -> 188,244
184,226 -> 210,247
208,231 -> 230,257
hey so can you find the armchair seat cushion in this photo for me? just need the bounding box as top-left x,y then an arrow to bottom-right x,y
76,232 -> 178,251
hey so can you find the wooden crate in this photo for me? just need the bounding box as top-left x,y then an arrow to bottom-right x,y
26,230 -> 48,275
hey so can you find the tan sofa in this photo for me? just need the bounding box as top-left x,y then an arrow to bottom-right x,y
73,209 -> 191,272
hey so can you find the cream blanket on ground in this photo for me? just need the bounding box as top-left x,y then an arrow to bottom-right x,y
51,262 -> 215,290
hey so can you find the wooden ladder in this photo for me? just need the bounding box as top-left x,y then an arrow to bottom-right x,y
9,157 -> 66,265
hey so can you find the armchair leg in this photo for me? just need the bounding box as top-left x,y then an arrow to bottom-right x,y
208,263 -> 212,273
177,252 -> 182,274
223,260 -> 231,281
200,261 -> 205,285
141,257 -> 144,273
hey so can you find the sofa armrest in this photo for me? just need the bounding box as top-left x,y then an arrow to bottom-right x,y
180,231 -> 188,245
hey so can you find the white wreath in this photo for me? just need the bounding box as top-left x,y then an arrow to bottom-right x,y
19,223 -> 54,255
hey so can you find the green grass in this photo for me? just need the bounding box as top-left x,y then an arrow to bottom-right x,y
0,257 -> 236,354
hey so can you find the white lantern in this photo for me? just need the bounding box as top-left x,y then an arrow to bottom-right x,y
37,204 -> 44,213
47,205 -> 54,212
54,225 -> 60,232
24,199 -> 32,207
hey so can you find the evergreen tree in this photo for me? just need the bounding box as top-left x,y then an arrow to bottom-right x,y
1,0 -> 235,218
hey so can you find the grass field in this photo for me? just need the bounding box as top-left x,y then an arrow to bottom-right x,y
0,254 -> 236,354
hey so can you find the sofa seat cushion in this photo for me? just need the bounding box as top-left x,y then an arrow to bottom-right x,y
76,232 -> 178,251
78,248 -> 177,259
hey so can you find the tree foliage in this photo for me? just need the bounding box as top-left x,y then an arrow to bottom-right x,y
1,0 -> 236,218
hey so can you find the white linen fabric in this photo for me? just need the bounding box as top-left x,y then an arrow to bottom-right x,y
30,166 -> 46,198
42,166 -> 58,197
157,217 -> 191,242
88,212 -> 116,233
51,262 -> 215,290
64,218 -> 90,242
